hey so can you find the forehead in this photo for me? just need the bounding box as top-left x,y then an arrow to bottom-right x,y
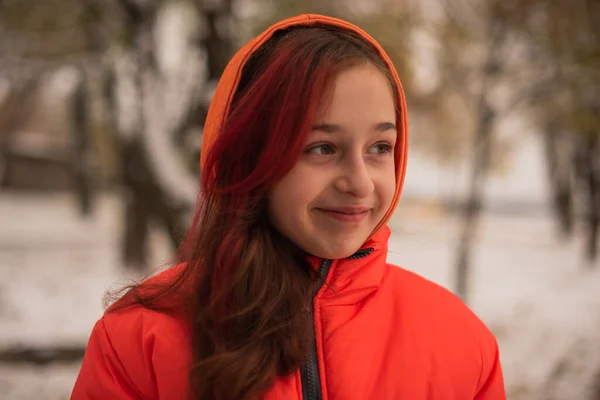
315,64 -> 396,124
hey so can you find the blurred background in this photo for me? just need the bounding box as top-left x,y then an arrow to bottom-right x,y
0,0 -> 599,399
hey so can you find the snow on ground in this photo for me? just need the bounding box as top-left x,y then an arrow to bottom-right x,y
0,191 -> 599,399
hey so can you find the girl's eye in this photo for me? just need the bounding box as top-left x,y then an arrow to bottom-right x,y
305,142 -> 393,156
369,142 -> 394,155
306,144 -> 336,156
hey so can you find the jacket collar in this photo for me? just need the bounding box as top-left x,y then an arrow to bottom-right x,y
309,225 -> 391,306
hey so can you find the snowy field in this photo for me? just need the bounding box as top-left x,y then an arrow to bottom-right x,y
0,191 -> 599,400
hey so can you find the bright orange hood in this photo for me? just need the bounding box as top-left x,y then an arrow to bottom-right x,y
200,14 -> 409,231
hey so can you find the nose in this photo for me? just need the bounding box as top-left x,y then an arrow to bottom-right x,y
333,154 -> 375,198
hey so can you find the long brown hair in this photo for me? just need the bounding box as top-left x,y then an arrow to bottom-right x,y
109,24 -> 396,400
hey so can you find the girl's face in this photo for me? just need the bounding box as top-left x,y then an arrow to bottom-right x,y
268,63 -> 397,259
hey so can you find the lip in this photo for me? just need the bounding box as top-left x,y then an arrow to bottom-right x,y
316,206 -> 371,223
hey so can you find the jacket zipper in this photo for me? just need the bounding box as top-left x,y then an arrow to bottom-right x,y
345,247 -> 374,260
300,247 -> 374,400
301,258 -> 332,400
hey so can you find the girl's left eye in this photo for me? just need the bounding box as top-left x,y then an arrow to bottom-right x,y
369,142 -> 394,154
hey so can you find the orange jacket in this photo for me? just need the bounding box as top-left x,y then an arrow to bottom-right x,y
72,14 -> 505,400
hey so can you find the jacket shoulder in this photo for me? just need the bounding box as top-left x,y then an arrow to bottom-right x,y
72,267 -> 192,399
385,265 -> 492,335
384,265 -> 505,398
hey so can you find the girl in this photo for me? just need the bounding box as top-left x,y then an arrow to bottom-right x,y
72,14 -> 505,400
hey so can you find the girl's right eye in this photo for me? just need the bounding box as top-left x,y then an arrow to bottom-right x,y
305,144 -> 336,156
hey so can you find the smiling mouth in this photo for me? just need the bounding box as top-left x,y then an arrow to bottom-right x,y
316,207 -> 371,223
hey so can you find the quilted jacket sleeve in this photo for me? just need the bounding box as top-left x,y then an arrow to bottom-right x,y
71,318 -> 143,400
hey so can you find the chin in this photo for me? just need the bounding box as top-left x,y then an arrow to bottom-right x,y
311,243 -> 363,260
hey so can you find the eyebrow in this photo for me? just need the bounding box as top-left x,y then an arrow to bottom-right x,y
310,122 -> 397,133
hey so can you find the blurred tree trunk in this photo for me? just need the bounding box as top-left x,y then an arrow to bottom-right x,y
177,0 -> 236,174
584,138 -> 600,265
455,88 -> 496,303
202,0 -> 235,81
543,122 -> 574,237
99,52 -> 153,269
454,17 -> 504,303
70,67 -> 95,216
518,0 -> 600,265
83,0 -> 234,270
112,0 -> 192,270
0,79 -> 41,187
575,120 -> 600,265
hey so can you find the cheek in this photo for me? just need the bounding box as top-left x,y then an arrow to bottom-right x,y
268,169 -> 310,223
268,166 -> 327,221
377,163 -> 396,210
